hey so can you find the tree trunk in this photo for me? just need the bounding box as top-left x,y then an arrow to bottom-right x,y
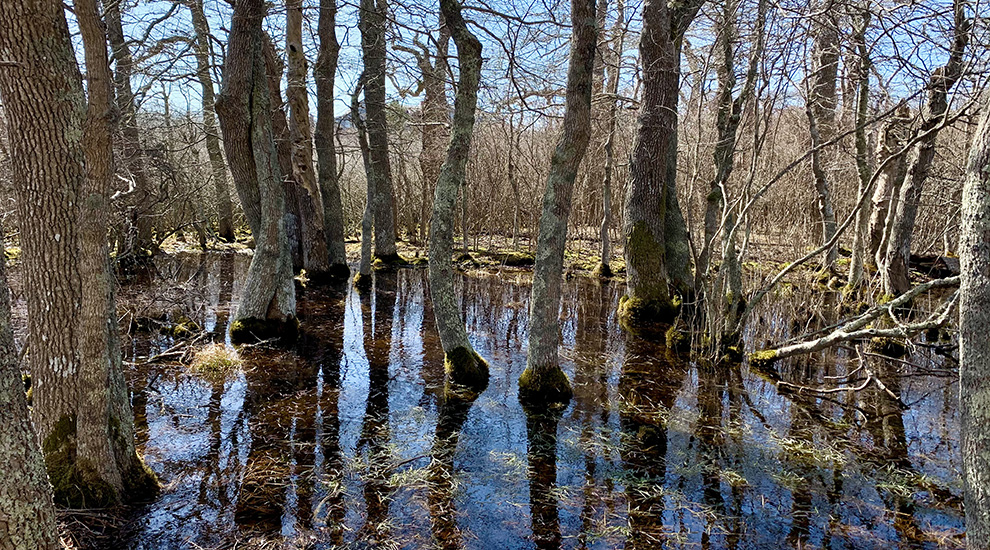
428,0 -> 488,388
287,0 -> 332,280
0,218 -> 59,549
104,0 -> 155,254
620,0 -> 700,329
360,0 -> 399,262
0,0 -> 157,508
847,8 -> 872,289
415,16 -> 451,246
314,0 -> 350,279
596,0 -> 624,278
352,76 -> 375,290
519,0 -> 597,405
216,0 -> 297,343
185,0 -> 235,242
262,36 -> 306,272
959,89 -> 990,550
806,1 -> 840,269
867,106 -> 910,267
882,0 -> 968,296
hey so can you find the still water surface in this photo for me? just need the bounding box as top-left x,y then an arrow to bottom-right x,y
118,252 -> 961,549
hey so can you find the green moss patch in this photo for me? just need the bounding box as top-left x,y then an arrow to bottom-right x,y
373,253 -> 407,270
748,349 -> 778,369
518,365 -> 573,406
618,295 -> 678,335
43,415 -> 118,508
444,346 -> 490,390
353,272 -> 373,292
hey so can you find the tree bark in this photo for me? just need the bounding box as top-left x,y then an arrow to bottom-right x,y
216,0 -> 297,343
881,0 -> 969,296
847,7 -> 872,289
806,1 -> 840,268
620,0 -> 704,329
352,76 -> 375,290
0,0 -> 157,507
314,0 -> 349,278
359,0 -> 399,261
596,0 -> 623,278
287,0 -> 332,280
103,0 -> 155,253
866,106 -> 910,268
959,90 -> 990,550
0,219 -> 59,550
428,0 -> 488,388
185,0 -> 235,242
518,0 -> 597,404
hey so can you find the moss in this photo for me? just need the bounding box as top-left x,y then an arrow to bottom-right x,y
618,295 -> 678,334
22,372 -> 32,405
43,415 -> 118,508
166,315 -> 200,339
443,346 -> 490,390
494,252 -> 535,267
518,365 -> 572,406
748,349 -> 778,369
229,316 -> 299,345
353,272 -> 373,292
373,253 -> 406,270
108,415 -> 161,502
593,262 -> 613,279
722,345 -> 744,364
410,257 -> 429,267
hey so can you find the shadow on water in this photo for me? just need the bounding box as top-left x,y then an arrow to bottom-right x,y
117,252 -> 964,549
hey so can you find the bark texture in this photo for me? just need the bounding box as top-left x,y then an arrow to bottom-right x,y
0,0 -> 157,507
596,0 -> 624,278
359,0 -> 399,260
620,0 -> 704,330
960,91 -> 990,550
519,0 -> 598,405
216,0 -> 297,342
287,0 -> 332,279
185,0 -> 235,242
847,8 -> 872,288
428,0 -> 488,388
314,0 -> 349,278
881,1 -> 969,296
0,225 -> 58,550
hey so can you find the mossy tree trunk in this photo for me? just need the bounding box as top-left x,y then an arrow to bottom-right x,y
104,0 -> 155,254
359,0 -> 399,261
314,0 -> 350,279
428,0 -> 488,388
0,220 -> 58,548
287,0 -> 332,280
519,0 -> 597,405
185,0 -> 235,242
216,0 -> 297,343
420,18 -> 451,245
959,87 -> 990,550
0,0 -> 157,508
620,0 -> 704,330
881,0 -> 968,296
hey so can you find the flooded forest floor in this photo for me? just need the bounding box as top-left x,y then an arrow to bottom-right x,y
20,242 -> 964,550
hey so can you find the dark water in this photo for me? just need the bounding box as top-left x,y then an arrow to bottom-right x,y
118,252 -> 962,549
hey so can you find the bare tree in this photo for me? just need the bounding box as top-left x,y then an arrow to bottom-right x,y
315,0 -> 350,280
216,0 -> 297,342
428,0 -> 488,388
519,0 -> 598,404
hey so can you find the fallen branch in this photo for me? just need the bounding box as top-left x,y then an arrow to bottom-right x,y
750,277 -> 958,366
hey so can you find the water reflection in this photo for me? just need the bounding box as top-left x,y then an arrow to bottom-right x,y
118,253 -> 963,550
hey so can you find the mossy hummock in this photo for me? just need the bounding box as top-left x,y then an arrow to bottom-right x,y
373,253 -> 406,270
664,320 -> 690,352
748,349 -> 778,369
618,294 -> 679,334
593,262 -> 613,279
229,316 -> 299,344
518,364 -> 573,406
443,346 -> 490,390
353,272 -> 373,292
